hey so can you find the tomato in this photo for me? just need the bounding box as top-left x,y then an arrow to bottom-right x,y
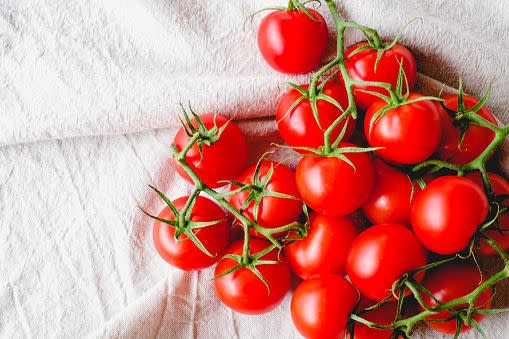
284,213 -> 358,279
347,223 -> 427,301
214,238 -> 290,314
153,196 -> 229,271
345,42 -> 416,111
362,158 -> 422,226
229,161 -> 302,236
173,113 -> 248,188
353,302 -> 398,339
276,82 -> 355,152
291,274 -> 359,339
436,94 -> 498,165
364,93 -> 442,164
411,176 -> 489,255
421,262 -> 493,334
296,142 -> 374,216
466,172 -> 509,256
257,9 -> 328,74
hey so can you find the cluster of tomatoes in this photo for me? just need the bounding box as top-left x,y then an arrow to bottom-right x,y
145,1 -> 509,338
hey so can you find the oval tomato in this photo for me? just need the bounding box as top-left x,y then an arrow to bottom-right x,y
347,223 -> 427,301
411,176 -> 489,254
353,302 -> 398,339
214,238 -> 290,314
364,93 -> 442,164
173,113 -> 248,188
296,143 -> 374,216
466,172 -> 509,256
153,196 -> 230,271
257,9 -> 328,74
345,42 -> 416,111
436,94 -> 498,165
284,213 -> 359,279
276,82 -> 355,152
422,262 -> 493,334
291,274 -> 359,339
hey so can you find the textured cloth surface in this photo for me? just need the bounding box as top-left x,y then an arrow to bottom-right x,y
1,0 -> 509,338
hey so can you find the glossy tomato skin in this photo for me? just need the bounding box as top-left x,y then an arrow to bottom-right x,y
362,158 -> 421,226
291,274 -> 359,339
364,93 -> 442,164
422,262 -> 493,334
411,176 -> 489,255
437,94 -> 498,165
296,142 -> 374,216
276,82 -> 355,152
214,239 -> 290,315
353,302 -> 398,339
347,223 -> 427,301
345,42 -> 416,111
466,172 -> 509,256
284,213 -> 359,279
153,196 -> 229,271
173,113 -> 248,188
229,161 -> 302,235
257,9 -> 328,74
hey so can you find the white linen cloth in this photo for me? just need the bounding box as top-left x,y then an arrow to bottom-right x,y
1,0 -> 509,338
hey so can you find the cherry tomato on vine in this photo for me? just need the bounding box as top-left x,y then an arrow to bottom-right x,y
466,172 -> 509,256
276,82 -> 355,152
436,94 -> 498,165
258,8 -> 328,74
153,196 -> 229,271
291,274 -> 359,339
214,239 -> 290,315
173,113 -> 248,188
284,213 -> 358,279
411,176 -> 489,255
296,143 -> 374,216
352,302 -> 399,339
347,223 -> 427,301
345,42 -> 416,111
364,93 -> 442,164
421,262 -> 493,334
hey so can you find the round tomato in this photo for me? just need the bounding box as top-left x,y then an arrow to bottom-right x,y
421,262 -> 493,334
153,196 -> 229,271
284,213 -> 359,279
276,81 -> 354,152
296,143 -> 374,216
353,302 -> 398,339
411,176 -> 489,254
173,113 -> 248,188
436,94 -> 498,165
229,161 -> 302,235
347,223 -> 427,301
291,274 -> 359,339
466,172 -> 509,256
364,93 -> 442,164
257,9 -> 328,74
345,42 -> 416,111
214,238 -> 290,314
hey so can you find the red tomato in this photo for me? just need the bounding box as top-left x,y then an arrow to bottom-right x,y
296,142 -> 374,216
411,176 -> 489,254
284,213 -> 359,279
466,172 -> 509,256
353,302 -> 398,339
257,9 -> 328,74
436,94 -> 498,165
362,158 -> 422,226
364,93 -> 442,164
214,239 -> 290,314
229,161 -> 302,235
153,196 -> 229,271
291,274 -> 359,339
345,42 -> 416,111
276,82 -> 355,152
347,223 -> 427,301
422,262 -> 493,334
173,113 -> 248,188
